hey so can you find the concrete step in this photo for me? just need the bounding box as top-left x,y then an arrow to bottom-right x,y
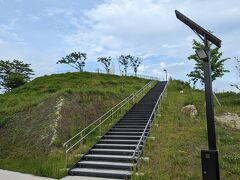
100,139 -> 141,144
94,144 -> 143,150
90,148 -> 136,155
103,135 -> 143,140
130,107 -> 153,108
119,120 -> 149,123
120,117 -> 149,120
123,115 -> 150,118
69,168 -> 131,179
84,154 -> 136,162
110,128 -> 146,132
120,119 -> 149,121
113,125 -> 146,129
116,123 -> 147,125
78,160 -> 135,170
107,132 -> 147,136
127,112 -> 152,114
126,111 -> 152,115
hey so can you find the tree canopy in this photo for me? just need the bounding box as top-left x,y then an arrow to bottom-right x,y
118,55 -> 133,76
97,56 -> 112,74
0,60 -> 34,91
230,57 -> 240,91
57,52 -> 87,72
130,56 -> 142,76
187,39 -> 230,85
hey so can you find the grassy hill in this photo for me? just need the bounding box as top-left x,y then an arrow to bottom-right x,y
0,72 -> 149,178
1,74 -> 239,179
133,80 -> 240,179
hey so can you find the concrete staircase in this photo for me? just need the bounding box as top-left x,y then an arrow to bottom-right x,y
68,81 -> 167,179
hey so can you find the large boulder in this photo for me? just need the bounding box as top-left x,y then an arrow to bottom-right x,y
181,105 -> 198,117
215,112 -> 240,129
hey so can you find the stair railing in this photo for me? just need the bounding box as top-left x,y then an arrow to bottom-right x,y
132,80 -> 169,165
63,81 -> 155,167
127,73 -> 161,81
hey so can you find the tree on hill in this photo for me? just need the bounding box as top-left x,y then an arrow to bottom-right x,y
230,57 -> 240,91
118,55 -> 133,76
57,52 -> 87,72
0,60 -> 34,91
130,56 -> 142,76
187,39 -> 230,84
97,56 -> 111,74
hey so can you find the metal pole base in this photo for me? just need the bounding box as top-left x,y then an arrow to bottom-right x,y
201,150 -> 220,180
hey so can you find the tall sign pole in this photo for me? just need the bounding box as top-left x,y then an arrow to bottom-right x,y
175,10 -> 220,180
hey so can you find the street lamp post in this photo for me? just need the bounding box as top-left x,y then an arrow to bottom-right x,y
163,69 -> 167,81
175,10 -> 220,180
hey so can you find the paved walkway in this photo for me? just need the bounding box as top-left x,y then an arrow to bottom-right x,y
61,176 -> 120,180
0,169 -> 120,180
0,169 -> 55,180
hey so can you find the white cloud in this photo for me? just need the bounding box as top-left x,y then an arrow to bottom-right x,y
62,0 -> 191,59
59,0 -> 240,91
27,14 -> 39,22
62,0 -> 240,58
45,8 -> 73,17
0,18 -> 26,45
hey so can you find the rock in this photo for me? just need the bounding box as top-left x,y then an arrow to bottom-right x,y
215,113 -> 240,129
181,105 -> 198,117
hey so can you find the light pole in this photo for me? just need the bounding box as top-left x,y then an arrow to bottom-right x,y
175,10 -> 220,180
163,69 -> 167,81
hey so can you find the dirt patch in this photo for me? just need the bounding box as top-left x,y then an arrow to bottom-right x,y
0,92 -> 124,158
215,112 -> 240,129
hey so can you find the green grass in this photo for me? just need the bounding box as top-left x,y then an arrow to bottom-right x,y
0,72 -> 147,116
133,80 -> 240,180
1,75 -> 239,179
215,91 -> 240,114
0,72 -> 149,178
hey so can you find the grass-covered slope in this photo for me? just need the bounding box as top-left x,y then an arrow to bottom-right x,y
0,72 -> 149,178
133,80 -> 240,179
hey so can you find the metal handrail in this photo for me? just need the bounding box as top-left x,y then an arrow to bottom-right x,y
132,80 -> 169,161
127,73 -> 161,81
63,81 -> 151,147
63,81 -> 155,166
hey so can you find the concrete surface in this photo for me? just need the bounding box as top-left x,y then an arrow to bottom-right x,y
0,169 -> 121,180
61,176 -> 121,180
0,169 -> 55,180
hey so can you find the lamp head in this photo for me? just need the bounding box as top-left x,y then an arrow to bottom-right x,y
196,48 -> 208,61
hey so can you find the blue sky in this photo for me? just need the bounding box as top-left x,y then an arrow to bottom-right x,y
0,0 -> 239,92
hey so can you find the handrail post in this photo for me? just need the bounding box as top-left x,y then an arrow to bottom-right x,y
158,98 -> 161,114
121,104 -> 122,115
99,118 -> 102,135
111,109 -> 114,122
65,146 -> 68,168
80,133 -> 83,154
